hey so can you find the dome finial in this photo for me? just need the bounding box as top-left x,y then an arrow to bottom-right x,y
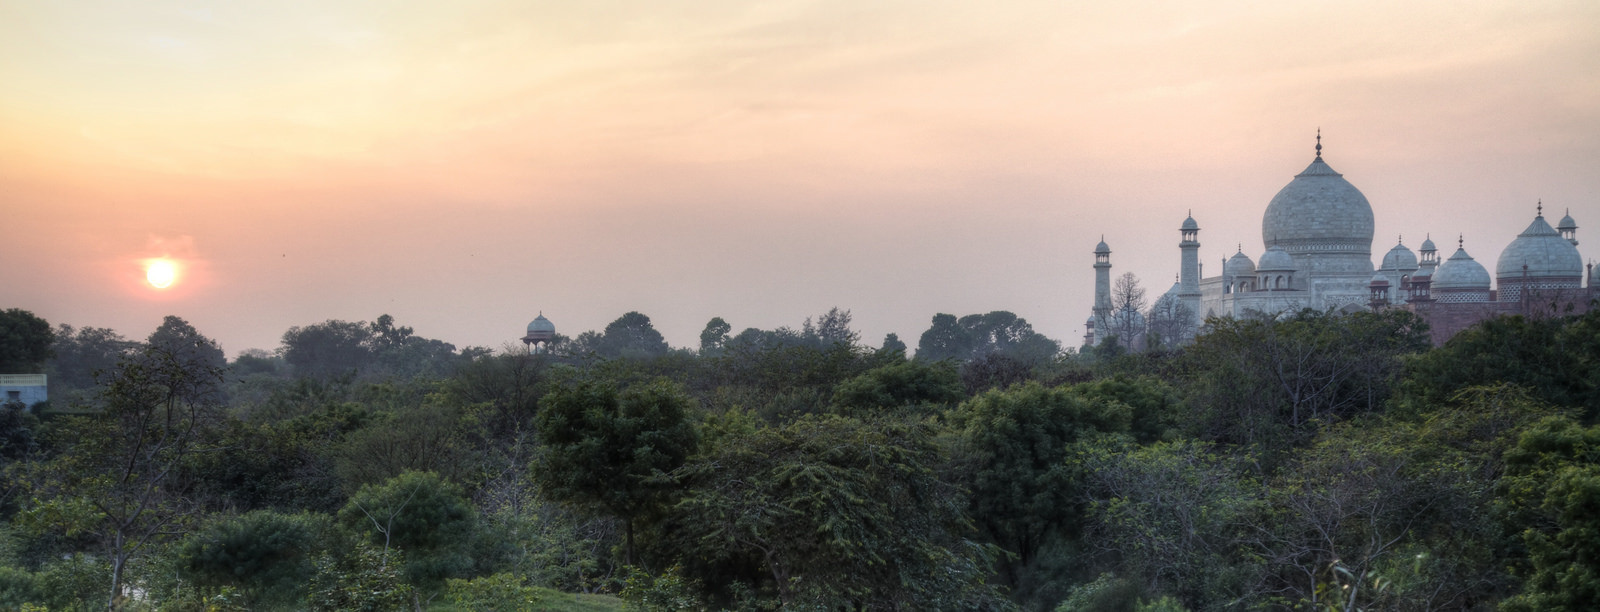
1537,199 -> 1543,217
1398,235 -> 1403,245
1315,128 -> 1322,160
1458,234 -> 1464,249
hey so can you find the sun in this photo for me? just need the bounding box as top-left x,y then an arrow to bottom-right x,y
145,258 -> 178,289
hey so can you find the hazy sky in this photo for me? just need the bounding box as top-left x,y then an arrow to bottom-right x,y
3,0 -> 1598,357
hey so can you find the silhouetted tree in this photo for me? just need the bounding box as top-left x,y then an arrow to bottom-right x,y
0,309 -> 54,373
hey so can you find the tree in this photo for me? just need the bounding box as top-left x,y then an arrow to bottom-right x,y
670,414 -> 1004,608
1502,415 -> 1600,611
880,333 -> 907,357
830,359 -> 964,416
0,309 -> 54,373
1400,310 -> 1600,420
47,324 -> 139,390
1145,294 -> 1196,350
177,510 -> 326,607
338,471 -> 479,591
1180,309 -> 1430,462
18,344 -> 225,609
1080,439 -> 1262,609
147,315 -> 226,374
282,320 -> 374,379
804,307 -> 860,347
699,317 -> 731,355
1109,273 -> 1147,350
948,381 -> 1133,595
533,378 -> 698,565
917,311 -> 1060,364
916,313 -> 973,361
596,312 -> 670,359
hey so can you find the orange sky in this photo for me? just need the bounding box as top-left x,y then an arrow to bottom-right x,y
3,0 -> 1598,355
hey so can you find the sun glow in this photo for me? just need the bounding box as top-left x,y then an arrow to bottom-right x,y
145,258 -> 178,289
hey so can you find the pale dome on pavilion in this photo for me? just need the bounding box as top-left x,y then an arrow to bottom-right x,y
1433,245 -> 1491,290
1257,245 -> 1296,271
1380,241 -> 1418,271
1496,211 -> 1582,280
527,314 -> 555,334
1225,249 -> 1256,278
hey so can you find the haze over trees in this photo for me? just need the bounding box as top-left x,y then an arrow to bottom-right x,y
2,302 -> 1599,610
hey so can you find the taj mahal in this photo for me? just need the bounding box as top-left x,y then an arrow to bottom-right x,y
1085,132 -> 1596,348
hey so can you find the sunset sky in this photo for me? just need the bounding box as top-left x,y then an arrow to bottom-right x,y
3,1 -> 1598,357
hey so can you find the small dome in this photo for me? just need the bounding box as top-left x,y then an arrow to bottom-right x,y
1495,214 -> 1582,279
1181,215 -> 1199,231
1433,247 -> 1491,290
1369,272 -> 1390,285
1380,242 -> 1418,272
526,314 -> 555,334
1559,211 -> 1577,231
1095,239 -> 1111,254
1257,245 -> 1296,271
1225,250 -> 1256,279
1420,236 -> 1437,252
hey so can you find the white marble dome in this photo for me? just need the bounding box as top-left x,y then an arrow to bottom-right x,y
1225,250 -> 1256,278
1257,245 -> 1296,271
1380,242 -> 1418,271
526,314 -> 555,334
1496,213 -> 1582,279
1261,156 -> 1375,257
1433,247 -> 1491,290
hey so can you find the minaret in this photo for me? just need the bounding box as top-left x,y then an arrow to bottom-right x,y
1417,234 -> 1439,278
1178,213 -> 1201,339
1093,237 -> 1112,339
1559,208 -> 1579,246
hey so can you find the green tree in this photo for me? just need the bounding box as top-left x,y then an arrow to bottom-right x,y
147,315 -> 226,374
533,378 -> 698,565
1181,309 -> 1429,462
670,414 -> 1005,609
803,306 -> 860,347
306,540 -> 414,611
176,510 -> 326,607
47,324 -> 139,390
917,311 -> 1060,364
1401,311 -> 1600,420
338,471 -> 479,591
0,309 -> 54,373
917,313 -> 973,362
282,319 -> 374,379
1501,415 -> 1600,611
699,317 -> 732,355
879,332 -> 907,357
948,381 -> 1133,595
18,343 -> 225,609
830,359 -> 964,416
1080,439 -> 1262,609
596,312 -> 671,359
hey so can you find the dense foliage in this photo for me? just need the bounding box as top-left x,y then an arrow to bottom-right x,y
2,305 -> 1598,610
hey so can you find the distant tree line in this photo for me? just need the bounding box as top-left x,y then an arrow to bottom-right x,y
0,301 -> 1598,610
